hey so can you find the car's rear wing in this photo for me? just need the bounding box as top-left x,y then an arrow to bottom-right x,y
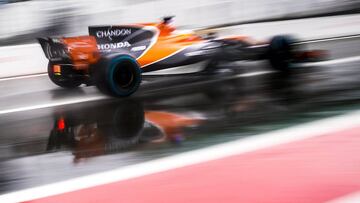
38,38 -> 70,61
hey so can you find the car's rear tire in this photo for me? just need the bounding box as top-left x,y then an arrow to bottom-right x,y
92,55 -> 142,97
268,35 -> 298,72
48,62 -> 82,88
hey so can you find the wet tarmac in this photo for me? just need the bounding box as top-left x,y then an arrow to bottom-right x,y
0,37 -> 360,194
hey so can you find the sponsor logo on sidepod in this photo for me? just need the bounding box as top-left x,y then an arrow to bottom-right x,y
131,46 -> 147,52
97,42 -> 131,50
96,29 -> 132,41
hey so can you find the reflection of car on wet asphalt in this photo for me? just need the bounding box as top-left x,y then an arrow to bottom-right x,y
45,76 -> 309,161
47,99 -> 203,161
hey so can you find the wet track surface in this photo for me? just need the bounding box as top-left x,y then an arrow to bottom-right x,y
0,37 -> 360,194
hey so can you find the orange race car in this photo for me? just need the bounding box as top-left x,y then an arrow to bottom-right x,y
38,16 -> 325,97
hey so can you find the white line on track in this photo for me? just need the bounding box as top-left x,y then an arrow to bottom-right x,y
301,56 -> 360,67
0,95 -> 107,115
0,73 -> 47,82
297,35 -> 360,44
0,43 -> 39,51
1,110 -> 360,203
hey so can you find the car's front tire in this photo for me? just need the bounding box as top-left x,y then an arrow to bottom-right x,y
268,35 -> 298,72
92,55 -> 142,97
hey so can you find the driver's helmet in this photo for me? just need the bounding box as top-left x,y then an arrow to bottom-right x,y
158,16 -> 175,36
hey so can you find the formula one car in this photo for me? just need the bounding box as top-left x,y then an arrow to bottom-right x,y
38,16 -> 325,97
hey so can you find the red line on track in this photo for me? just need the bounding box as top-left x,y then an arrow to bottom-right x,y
26,126 -> 360,203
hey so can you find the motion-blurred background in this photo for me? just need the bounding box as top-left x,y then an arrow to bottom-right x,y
2,1 -> 360,202
1,0 -> 359,46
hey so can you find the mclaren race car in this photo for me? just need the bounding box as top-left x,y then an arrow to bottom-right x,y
38,16 -> 325,97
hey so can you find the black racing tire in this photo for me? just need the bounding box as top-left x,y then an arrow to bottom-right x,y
92,55 -> 142,97
268,35 -> 298,72
48,62 -> 82,88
